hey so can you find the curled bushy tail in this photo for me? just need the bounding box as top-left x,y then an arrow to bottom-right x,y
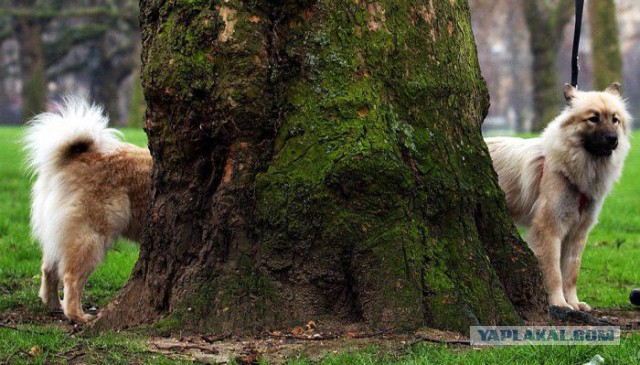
24,96 -> 121,176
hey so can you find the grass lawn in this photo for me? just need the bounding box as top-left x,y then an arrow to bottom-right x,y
0,126 -> 638,363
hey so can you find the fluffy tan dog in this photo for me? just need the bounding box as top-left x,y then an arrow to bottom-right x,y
25,97 -> 150,323
486,83 -> 631,311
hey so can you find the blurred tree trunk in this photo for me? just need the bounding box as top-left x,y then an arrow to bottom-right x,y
96,0 -> 548,335
90,38 -> 135,124
524,0 -> 573,132
16,18 -> 47,119
1,1 -> 139,123
127,72 -> 145,128
127,31 -> 145,128
506,2 -> 529,133
590,0 -> 622,90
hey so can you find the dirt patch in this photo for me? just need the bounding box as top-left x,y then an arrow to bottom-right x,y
3,307 -> 638,363
591,308 -> 640,330
547,306 -> 639,330
147,309 -> 640,363
148,325 -> 469,364
1,308 -> 69,328
0,306 -> 99,334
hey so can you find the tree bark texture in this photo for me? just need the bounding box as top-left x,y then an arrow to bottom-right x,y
96,0 -> 547,334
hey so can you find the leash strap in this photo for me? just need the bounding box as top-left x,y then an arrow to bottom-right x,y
571,0 -> 585,88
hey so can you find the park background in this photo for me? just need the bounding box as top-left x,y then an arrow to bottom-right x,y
0,1 -> 639,364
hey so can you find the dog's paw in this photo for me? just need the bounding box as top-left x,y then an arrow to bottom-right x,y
47,304 -> 63,313
81,313 -> 95,323
66,312 -> 95,324
548,298 -> 573,310
569,301 -> 592,312
46,300 -> 63,313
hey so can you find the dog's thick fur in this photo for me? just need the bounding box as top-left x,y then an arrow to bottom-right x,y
486,83 -> 631,311
25,97 -> 151,323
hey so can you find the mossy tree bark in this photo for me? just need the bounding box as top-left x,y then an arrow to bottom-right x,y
589,0 -> 622,91
523,0 -> 573,132
96,0 -> 548,334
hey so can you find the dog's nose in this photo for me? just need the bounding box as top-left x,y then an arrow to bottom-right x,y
605,133 -> 618,148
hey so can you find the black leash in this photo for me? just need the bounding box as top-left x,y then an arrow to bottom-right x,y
571,0 -> 585,88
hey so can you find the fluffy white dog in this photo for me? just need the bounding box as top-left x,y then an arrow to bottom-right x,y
25,97 -> 151,323
486,83 -> 631,311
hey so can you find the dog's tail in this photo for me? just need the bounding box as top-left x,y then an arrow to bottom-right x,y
24,95 -> 121,176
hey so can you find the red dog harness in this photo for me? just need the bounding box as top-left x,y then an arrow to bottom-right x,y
578,193 -> 588,214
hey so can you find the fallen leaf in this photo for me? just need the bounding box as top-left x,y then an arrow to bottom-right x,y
29,346 -> 42,357
305,321 -> 316,330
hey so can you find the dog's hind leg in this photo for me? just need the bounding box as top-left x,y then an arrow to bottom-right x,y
61,235 -> 105,324
39,259 -> 62,312
62,272 -> 94,323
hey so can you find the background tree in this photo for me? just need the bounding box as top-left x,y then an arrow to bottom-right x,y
95,0 -> 548,334
524,0 -> 573,132
0,0 -> 139,122
590,0 -> 622,90
127,73 -> 145,127
470,0 -> 532,132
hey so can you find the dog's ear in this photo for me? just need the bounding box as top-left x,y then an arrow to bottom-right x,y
564,83 -> 577,104
605,82 -> 622,96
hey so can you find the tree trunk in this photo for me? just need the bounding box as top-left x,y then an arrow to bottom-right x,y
589,0 -> 622,90
17,17 -> 47,120
524,0 -> 573,132
96,0 -> 547,335
127,71 -> 145,128
91,33 -> 136,125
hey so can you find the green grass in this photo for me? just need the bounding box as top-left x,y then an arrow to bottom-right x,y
0,126 -> 638,363
0,325 -> 188,364
287,334 -> 640,364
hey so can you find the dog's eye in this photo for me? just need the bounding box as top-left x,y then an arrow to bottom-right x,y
612,116 -> 619,124
587,116 -> 600,123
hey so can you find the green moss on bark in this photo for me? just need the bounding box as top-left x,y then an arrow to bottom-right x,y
98,0 -> 547,335
255,0 -> 535,333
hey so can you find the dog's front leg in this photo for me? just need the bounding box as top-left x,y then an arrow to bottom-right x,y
561,227 -> 592,311
527,200 -> 572,309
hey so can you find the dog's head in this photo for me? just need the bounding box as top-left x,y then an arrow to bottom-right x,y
562,82 -> 631,157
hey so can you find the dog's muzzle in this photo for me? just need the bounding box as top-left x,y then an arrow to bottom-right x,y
584,133 -> 618,157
